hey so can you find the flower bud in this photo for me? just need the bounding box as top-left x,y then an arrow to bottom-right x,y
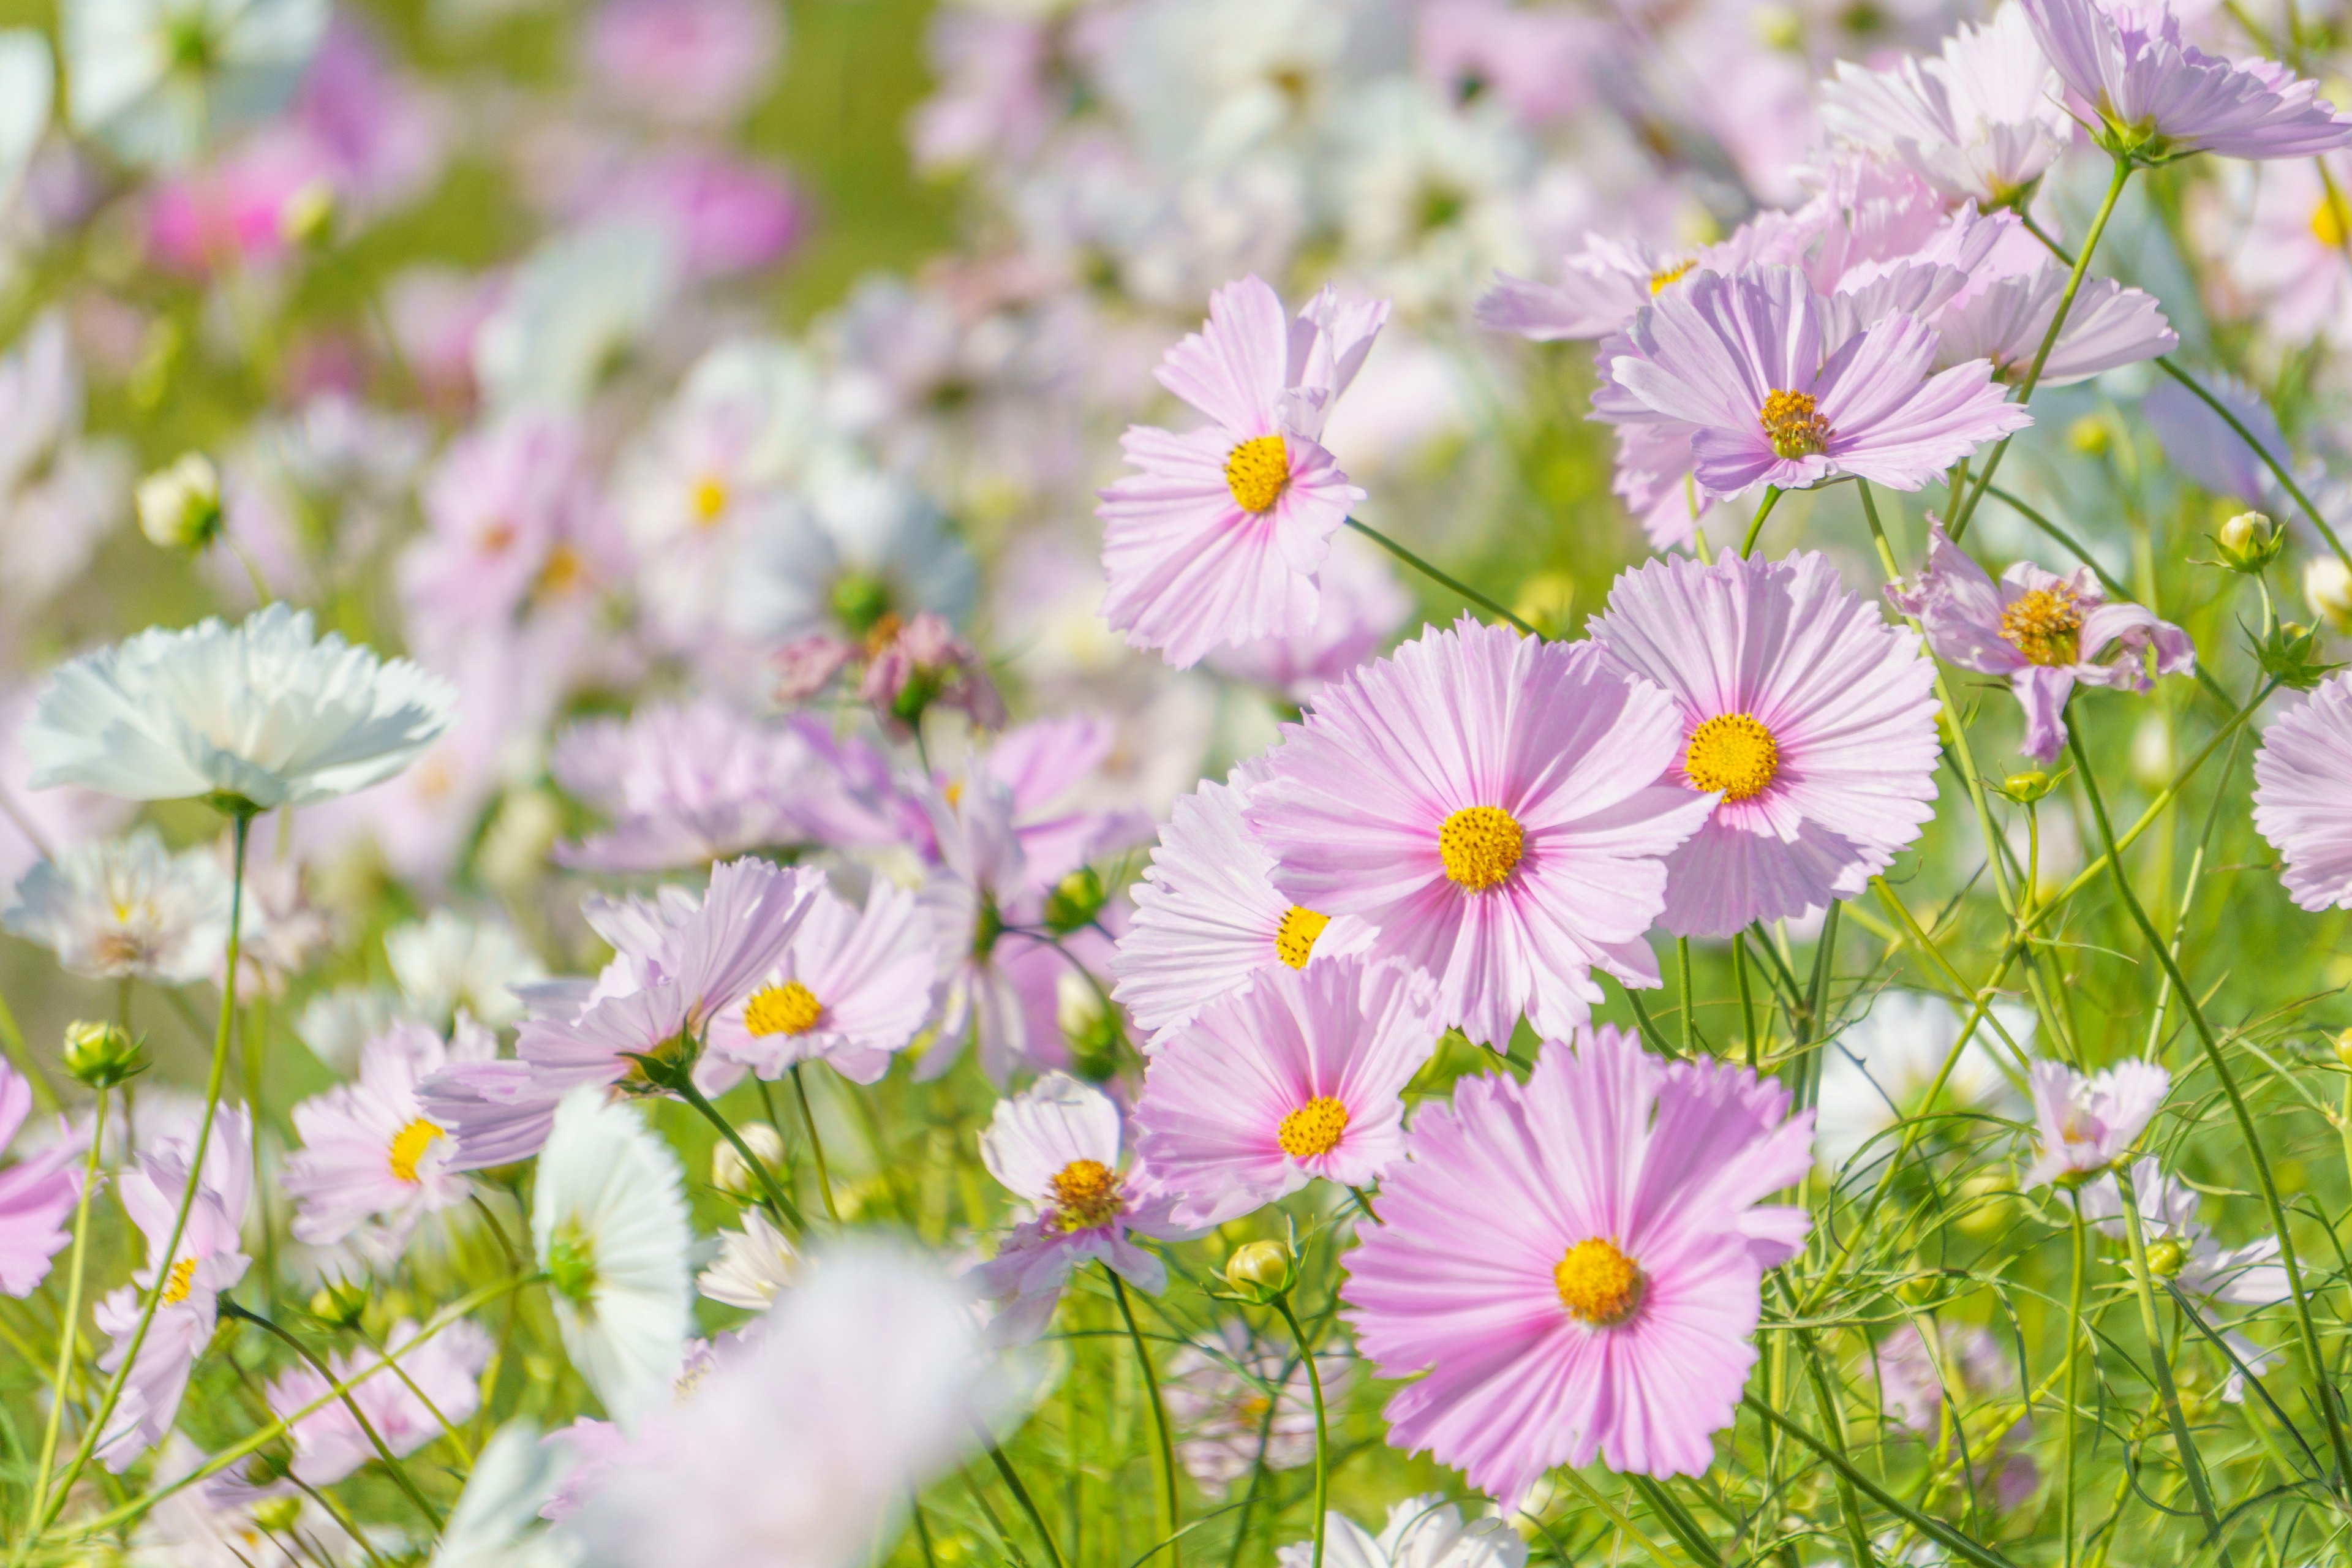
307,1278 -> 370,1330
1999,770 -> 2056,804
2143,1236 -> 2188,1279
2332,1027 -> 2352,1068
249,1494 -> 303,1532
61,1019 -> 143,1089
1044,867 -> 1107,934
2067,415 -> 2111,457
2307,556 -> 2352,631
135,452 -> 223,551
1224,1239 -> 1294,1302
278,180 -> 338,250
2214,511 -> 2285,573
712,1122 -> 787,1197
2220,511 -> 2266,555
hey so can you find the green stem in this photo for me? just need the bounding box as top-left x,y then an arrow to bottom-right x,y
1741,486 -> 1783,556
2062,1195 -> 2087,1568
23,1090 -> 106,1531
1949,156 -> 2133,541
1343,518 -> 1536,636
2114,1171 -> 2228,1553
1733,932 -> 1760,1069
986,1440 -> 1074,1568
2066,726 -> 2352,1495
25,813 -> 252,1545
2147,357 -> 2352,579
1109,1267 -> 1182,1568
1743,1394 -> 2021,1568
1273,1295 -> 1330,1568
791,1065 -> 842,1224
672,1068 -> 808,1235
1676,935 -> 1695,1054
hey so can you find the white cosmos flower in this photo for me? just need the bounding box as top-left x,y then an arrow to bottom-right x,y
21,603 -> 456,810
695,1208 -> 801,1310
725,449 -> 978,646
1816,990 -> 2031,1174
0,32 -> 52,210
475,221 -> 680,415
62,0 -> 328,168
532,1090 -> 692,1430
386,910 -> 546,1031
432,1420 -> 583,1568
1278,1495 -> 1528,1568
4,827 -> 230,984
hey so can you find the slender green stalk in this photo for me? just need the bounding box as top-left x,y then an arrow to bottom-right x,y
2062,1194 -> 2087,1568
23,813 -> 253,1548
1676,936 -> 1695,1054
1343,517 -> 1537,636
23,1090 -> 107,1531
2149,359 -> 2352,579
2114,1170 -> 2227,1551
1273,1295 -> 1331,1568
1743,1393 -> 2021,1568
986,1439 -> 1074,1568
670,1066 -> 808,1234
1733,932 -> 1760,1068
1948,156 -> 2133,540
2067,727 -> 2352,1495
1741,486 -> 1783,556
791,1065 -> 842,1223
1109,1268 -> 1182,1568
1629,1474 -> 1717,1566
1796,1332 -> 1877,1568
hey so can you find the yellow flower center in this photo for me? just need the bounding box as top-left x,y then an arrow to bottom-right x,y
2316,193 -> 2350,248
1683,712 -> 1780,802
160,1257 -> 198,1306
387,1118 -> 443,1185
1759,388 -> 1832,460
1999,587 -> 2083,667
1649,260 -> 1695,294
1274,906 -> 1330,969
1048,1158 -> 1122,1232
1438,805 -> 1524,892
744,980 -> 824,1038
1276,1096 -> 1350,1158
690,475 -> 730,527
1224,434 -> 1290,514
1553,1237 -> 1644,1325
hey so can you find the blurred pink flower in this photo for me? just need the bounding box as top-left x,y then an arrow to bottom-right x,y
2022,1059 -> 2169,1186
2253,669 -> 2352,910
0,1060 -> 78,1297
146,134 -> 338,273
551,700 -> 831,873
589,151 -> 802,281
586,0 -> 783,125
269,1319 -> 491,1485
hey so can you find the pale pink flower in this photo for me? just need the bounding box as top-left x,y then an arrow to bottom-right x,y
1204,533 -> 1413,700
2022,1059 -> 2169,1186
1344,1026 -> 1814,1503
1930,265 -> 2177,385
2252,670 -> 2352,910
550,700 -> 829,873
1817,7 -> 2071,204
916,780 -> 1073,1084
707,880 -> 939,1085
281,1022 -> 480,1248
1165,1321 -> 1353,1496
268,1319 -> 492,1485
586,0 -> 782,126
0,1060 -> 77,1295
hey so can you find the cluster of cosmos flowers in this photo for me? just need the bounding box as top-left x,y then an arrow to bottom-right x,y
8,0 -> 2352,1562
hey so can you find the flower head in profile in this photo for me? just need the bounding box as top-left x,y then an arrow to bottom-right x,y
281,1020 -> 479,1248
1135,956 -> 1440,1227
22,603 -> 456,810
708,879 -> 938,1086
2252,670 -> 2352,910
268,1319 -> 492,1485
532,1090 -> 692,1428
2019,0 -> 2352,162
696,1207 -> 801,1311
2022,1059 -> 2169,1187
1248,616 -> 1715,1048
1592,551 -> 1941,938
1343,1025 -> 1814,1503
1888,522 -> 2195,763
1606,266 -> 2031,505
1096,274 -> 1387,668
1111,765 -> 1376,1048
1819,6 -> 2071,203
0,1060 -> 78,1296
916,778 -> 1066,1084
1278,1496 -> 1528,1568
971,1072 -> 1193,1342
1931,265 -> 2176,387
4,827 -> 229,984
1165,1321 -> 1353,1496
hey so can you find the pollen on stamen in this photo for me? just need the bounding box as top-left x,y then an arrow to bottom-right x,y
1048,1158 -> 1122,1232
1758,388 -> 1832,461
1999,587 -> 2083,667
1277,1095 -> 1350,1158
1554,1237 -> 1644,1326
1224,434 -> 1291,514
1274,905 -> 1330,969
745,980 -> 824,1038
160,1256 -> 199,1306
1438,805 -> 1524,892
388,1118 -> 444,1185
1648,260 -> 1695,294
1683,712 -> 1780,802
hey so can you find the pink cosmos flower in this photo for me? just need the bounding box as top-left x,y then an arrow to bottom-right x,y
861,611 -> 1008,735
2079,1155 -> 2288,1304
911,12 -> 1057,173
1590,551 -> 1941,937
587,151 -> 802,281
1606,265 -> 2032,504
1930,265 -> 2177,385
0,1060 -> 77,1295
417,1059 -> 567,1173
1112,765 -> 1378,1048
96,1106 -> 255,1469
1873,1321 -> 2016,1436
1887,521 -> 2195,763
146,134 -> 339,274
1416,0 -> 1604,126
970,1072 -> 1195,1343
956,718 -> 1156,893
916,780 -> 1074,1084
398,415 -> 601,645
706,880 -> 939,1086
1204,533 -> 1414,701
1135,956 -> 1440,1227
1817,7 -> 2071,205
549,700 -> 828,873
1343,1025 -> 1814,1503
586,0 -> 782,126
281,1021 -> 480,1248
1477,233 -> 1697,344
2022,1058 -> 2170,1186
268,1319 -> 492,1485
1097,276 -> 1388,668
2019,0 -> 2352,161
1164,1321 -> 1353,1495
2252,670 -> 2352,910
2211,153 -> 2352,348
1248,616 -> 1716,1049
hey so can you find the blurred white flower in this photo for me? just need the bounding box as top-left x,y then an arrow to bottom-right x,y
0,32 -> 51,211
1278,1495 -> 1527,1568
475,219 -> 679,413
4,827 -> 230,983
695,1207 -> 800,1310
386,910 -> 546,1031
1816,990 -> 2031,1173
726,450 -> 978,646
431,1421 -> 582,1568
63,0 -> 328,167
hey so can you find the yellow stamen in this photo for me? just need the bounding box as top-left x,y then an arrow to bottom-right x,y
160,1257 -> 198,1306
744,980 -> 824,1038
1683,712 -> 1780,802
690,475 -> 730,526
1048,1158 -> 1121,1232
1999,586 -> 2083,666
1276,1096 -> 1349,1158
1224,434 -> 1290,514
1438,806 -> 1524,892
2316,193 -> 2350,249
388,1118 -> 443,1185
1273,906 -> 1330,969
1758,388 -> 1832,460
1649,260 -> 1695,294
1553,1237 -> 1644,1325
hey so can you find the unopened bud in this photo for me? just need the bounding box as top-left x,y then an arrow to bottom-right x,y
1043,867 -> 1107,935
2144,1236 -> 2188,1279
248,1494 -> 303,1532
278,180 -> 337,250
2220,511 -> 2267,555
2307,556 -> 2352,631
1999,769 -> 2056,804
2214,511 -> 2285,573
61,1020 -> 143,1089
2067,415 -> 2111,457
307,1278 -> 369,1329
135,452 -> 222,551
712,1122 -> 786,1197
1224,1239 -> 1294,1302
2332,1027 -> 2352,1068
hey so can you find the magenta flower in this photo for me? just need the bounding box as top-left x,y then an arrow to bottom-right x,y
1134,956 -> 1440,1227
971,1073 -> 1195,1342
0,1060 -> 77,1295
2020,0 -> 2352,162
268,1319 -> 491,1485
1097,276 -> 1387,668
2253,671 -> 2352,910
1608,266 -> 2032,503
706,880 -> 939,1086
1112,766 -> 1376,1049
2022,1059 -> 2169,1187
1887,521 -> 2195,763
1591,551 -> 1941,937
282,1021 -> 476,1248
1248,616 -> 1715,1049
1343,1025 -> 1814,1502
